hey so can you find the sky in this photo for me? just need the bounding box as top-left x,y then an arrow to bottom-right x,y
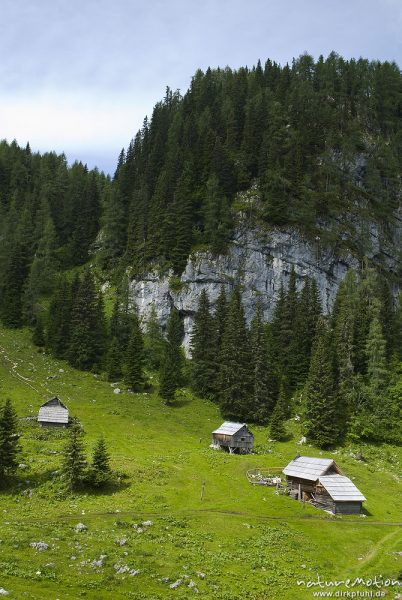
1,0 -> 401,174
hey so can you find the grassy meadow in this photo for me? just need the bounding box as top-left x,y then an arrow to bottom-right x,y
0,327 -> 401,599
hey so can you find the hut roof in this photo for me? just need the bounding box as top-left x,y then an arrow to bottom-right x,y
283,456 -> 336,481
318,475 -> 366,502
212,422 -> 248,436
38,396 -> 69,424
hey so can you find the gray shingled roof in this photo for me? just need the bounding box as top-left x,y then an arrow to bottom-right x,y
38,397 -> 69,424
283,456 -> 336,481
212,422 -> 246,435
319,475 -> 366,502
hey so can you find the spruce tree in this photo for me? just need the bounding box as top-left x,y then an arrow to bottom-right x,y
365,317 -> 388,390
106,336 -> 123,381
61,421 -> 86,492
46,276 -> 73,359
217,287 -> 253,420
90,436 -> 112,488
191,290 -> 217,399
0,399 -> 20,480
214,285 -> 228,354
304,319 -> 339,448
124,312 -> 145,391
32,316 -> 45,347
0,242 -> 29,328
250,303 -> 277,423
144,304 -> 165,370
159,308 -> 184,403
68,271 -> 106,371
269,382 -> 288,441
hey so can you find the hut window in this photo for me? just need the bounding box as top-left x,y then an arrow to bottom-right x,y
241,437 -> 245,441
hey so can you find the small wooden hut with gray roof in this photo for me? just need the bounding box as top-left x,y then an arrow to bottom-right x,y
38,397 -> 69,427
283,455 -> 366,514
211,422 -> 254,454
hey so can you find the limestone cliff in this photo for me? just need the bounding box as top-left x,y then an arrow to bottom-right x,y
128,216 -> 402,353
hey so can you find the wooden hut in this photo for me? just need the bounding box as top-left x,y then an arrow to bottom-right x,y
38,397 -> 69,427
283,455 -> 365,514
211,422 -> 254,454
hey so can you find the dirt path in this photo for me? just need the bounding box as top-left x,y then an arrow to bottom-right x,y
0,342 -> 53,399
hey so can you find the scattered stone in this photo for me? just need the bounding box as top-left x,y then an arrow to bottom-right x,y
21,489 -> 33,498
0,589 -> 9,596
188,580 -> 197,588
196,572 -> 206,579
114,388 -> 121,394
297,436 -> 307,445
115,538 -> 127,546
129,569 -> 140,576
70,556 -> 77,561
30,541 -> 49,551
59,369 -> 64,373
169,579 -> 182,589
161,577 -> 170,583
91,555 -> 107,569
142,520 -> 153,527
75,523 -> 87,532
18,463 -> 28,469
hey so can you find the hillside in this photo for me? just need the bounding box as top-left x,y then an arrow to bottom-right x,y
0,328 -> 401,599
0,53 -> 401,598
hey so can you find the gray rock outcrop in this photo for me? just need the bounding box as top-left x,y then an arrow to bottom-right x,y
128,221 -> 402,354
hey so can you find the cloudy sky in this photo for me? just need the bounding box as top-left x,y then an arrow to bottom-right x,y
1,0 -> 401,174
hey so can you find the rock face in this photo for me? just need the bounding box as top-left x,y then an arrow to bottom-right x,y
129,222 -> 402,354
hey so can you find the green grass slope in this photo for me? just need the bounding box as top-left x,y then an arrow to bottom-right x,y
0,328 -> 401,599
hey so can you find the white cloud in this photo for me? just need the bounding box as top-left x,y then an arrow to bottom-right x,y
0,90 -> 155,171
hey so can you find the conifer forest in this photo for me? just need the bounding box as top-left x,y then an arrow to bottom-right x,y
1,54 -> 401,447
0,53 -> 401,599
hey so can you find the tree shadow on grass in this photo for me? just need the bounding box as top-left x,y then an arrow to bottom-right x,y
0,468 -> 58,496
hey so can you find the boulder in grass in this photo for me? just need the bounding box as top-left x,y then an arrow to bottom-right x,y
30,541 -> 49,551
0,589 -> 9,596
170,579 -> 182,589
74,523 -> 87,532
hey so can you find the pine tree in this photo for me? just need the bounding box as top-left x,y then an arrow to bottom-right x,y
159,308 -> 184,403
61,421 -> 86,492
304,319 -> 339,448
218,287 -> 253,420
89,436 -> 112,488
0,399 -> 20,480
191,290 -> 217,399
124,312 -> 145,391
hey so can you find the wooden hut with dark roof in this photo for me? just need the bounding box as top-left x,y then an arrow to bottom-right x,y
38,397 -> 69,427
283,455 -> 366,514
210,422 -> 254,454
